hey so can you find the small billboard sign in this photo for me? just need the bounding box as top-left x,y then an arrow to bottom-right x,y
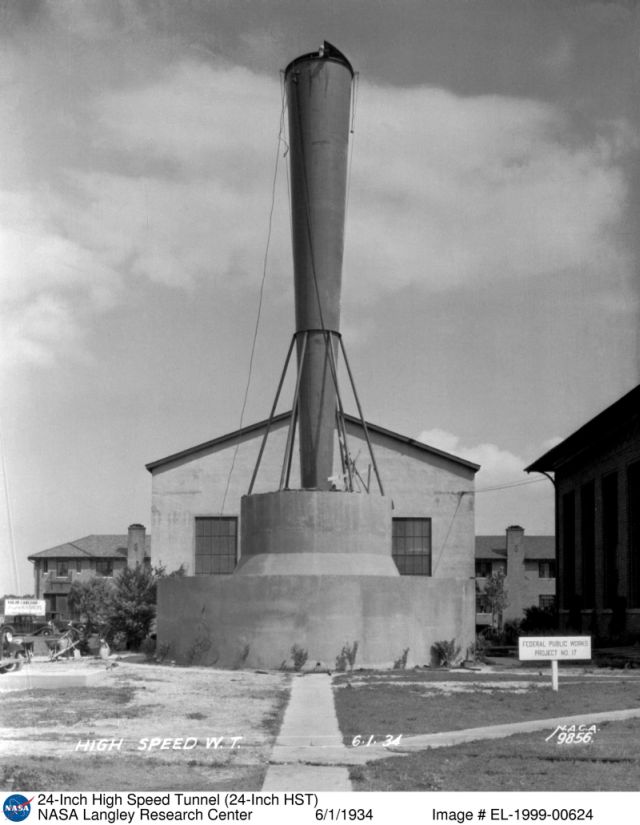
4,598 -> 46,617
519,636 -> 591,661
519,636 -> 591,691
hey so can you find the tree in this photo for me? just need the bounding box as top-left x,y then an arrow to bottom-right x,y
482,570 -> 509,631
108,563 -> 185,649
67,575 -> 115,633
108,565 -> 158,650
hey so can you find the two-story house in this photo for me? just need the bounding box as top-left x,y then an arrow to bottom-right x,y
28,525 -> 149,621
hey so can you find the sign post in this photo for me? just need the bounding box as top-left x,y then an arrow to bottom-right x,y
518,636 -> 591,691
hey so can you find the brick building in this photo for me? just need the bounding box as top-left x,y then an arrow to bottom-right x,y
526,384 -> 640,635
475,526 -> 555,625
28,525 -> 149,621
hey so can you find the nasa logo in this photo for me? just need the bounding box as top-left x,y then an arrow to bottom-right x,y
3,795 -> 33,822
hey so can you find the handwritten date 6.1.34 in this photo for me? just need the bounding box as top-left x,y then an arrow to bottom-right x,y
350,734 -> 402,747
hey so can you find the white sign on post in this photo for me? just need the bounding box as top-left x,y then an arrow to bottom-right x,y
4,598 -> 46,617
518,636 -> 592,691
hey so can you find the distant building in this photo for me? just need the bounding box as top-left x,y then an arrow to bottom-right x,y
475,525 -> 555,625
526,384 -> 640,635
28,525 -> 149,621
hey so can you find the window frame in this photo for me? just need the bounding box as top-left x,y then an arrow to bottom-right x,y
95,559 -> 114,577
392,517 -> 432,577
538,560 -> 556,579
195,516 -> 238,575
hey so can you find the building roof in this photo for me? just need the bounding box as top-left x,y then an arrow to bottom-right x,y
145,411 -> 481,473
525,384 -> 640,473
475,535 -> 555,560
28,534 -> 151,561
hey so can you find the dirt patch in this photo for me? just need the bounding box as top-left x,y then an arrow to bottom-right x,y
0,659 -> 289,790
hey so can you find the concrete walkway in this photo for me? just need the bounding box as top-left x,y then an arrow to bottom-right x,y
388,706 -> 640,752
261,673 -> 640,791
262,674 -> 354,791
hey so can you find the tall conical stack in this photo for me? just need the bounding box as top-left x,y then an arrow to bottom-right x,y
236,43 -> 397,578
156,43 -> 476,670
285,43 -> 354,490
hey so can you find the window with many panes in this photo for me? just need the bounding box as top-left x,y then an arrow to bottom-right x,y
538,561 -> 556,578
475,560 -> 493,578
392,518 -> 431,576
95,559 -> 114,577
539,595 -> 555,610
195,517 -> 238,574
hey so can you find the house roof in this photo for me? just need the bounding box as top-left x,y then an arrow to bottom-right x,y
145,411 -> 481,473
475,535 -> 555,560
525,384 -> 640,473
28,534 -> 151,561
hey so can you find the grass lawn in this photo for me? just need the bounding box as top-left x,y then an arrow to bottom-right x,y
333,669 -> 640,740
347,718 -> 640,791
334,668 -> 640,791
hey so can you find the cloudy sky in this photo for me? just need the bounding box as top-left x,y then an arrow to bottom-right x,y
1,0 -> 638,594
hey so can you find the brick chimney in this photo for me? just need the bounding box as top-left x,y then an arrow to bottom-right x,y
504,525 -> 525,620
127,524 -> 146,569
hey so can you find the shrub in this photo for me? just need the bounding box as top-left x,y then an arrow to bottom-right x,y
185,635 -> 212,665
106,563 -> 184,651
431,639 -> 462,667
109,631 -> 128,652
335,641 -> 358,672
155,642 -> 171,663
139,636 -> 156,659
481,620 -> 522,646
521,605 -> 557,634
108,566 -> 157,650
291,644 -> 308,672
502,619 -> 522,645
393,648 -> 410,669
67,576 -> 115,635
468,634 -> 491,663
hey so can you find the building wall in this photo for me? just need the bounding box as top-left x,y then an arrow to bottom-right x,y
149,418 -> 476,579
555,421 -> 640,634
158,574 -> 476,668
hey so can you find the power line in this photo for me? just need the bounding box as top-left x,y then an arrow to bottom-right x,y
436,477 -> 549,496
220,79 -> 287,514
475,477 -> 548,493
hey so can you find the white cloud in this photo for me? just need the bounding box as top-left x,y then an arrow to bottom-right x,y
419,428 -> 524,484
418,428 -> 555,533
0,32 -> 635,374
343,83 -> 632,302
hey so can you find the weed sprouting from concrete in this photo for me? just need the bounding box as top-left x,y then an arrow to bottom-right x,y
393,647 -> 410,669
335,641 -> 358,672
290,644 -> 309,672
431,639 -> 462,668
